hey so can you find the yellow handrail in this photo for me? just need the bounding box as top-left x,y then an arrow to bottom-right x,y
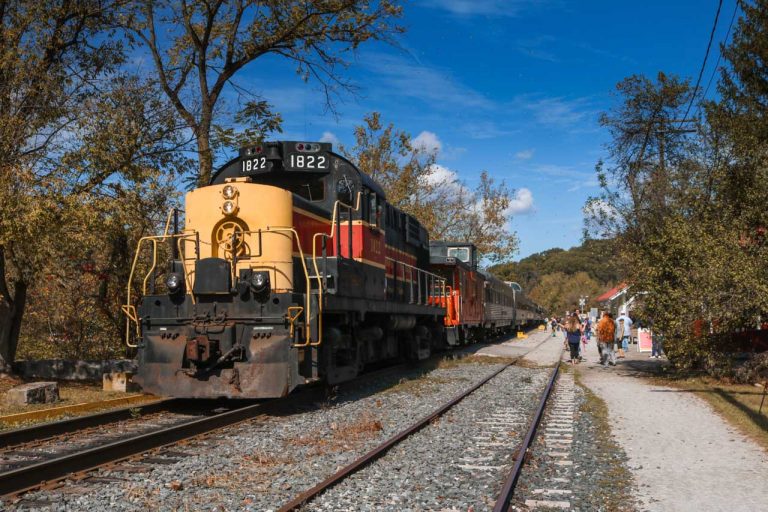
252,226 -> 313,347
310,192 -> 363,347
122,208 -> 186,348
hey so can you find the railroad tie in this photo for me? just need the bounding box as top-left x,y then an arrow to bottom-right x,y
525,373 -> 576,510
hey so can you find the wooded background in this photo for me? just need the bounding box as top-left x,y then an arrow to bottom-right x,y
1,0 -> 767,378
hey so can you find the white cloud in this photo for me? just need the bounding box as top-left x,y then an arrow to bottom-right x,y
363,53 -> 493,110
515,35 -> 559,62
425,164 -> 464,194
319,131 -> 339,147
583,199 -> 616,219
412,131 -> 442,155
462,121 -> 518,140
515,149 -> 535,160
514,95 -> 593,127
506,188 -> 535,215
421,0 -> 543,17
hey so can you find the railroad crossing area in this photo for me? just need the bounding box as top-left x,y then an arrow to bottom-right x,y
1,330 -> 767,511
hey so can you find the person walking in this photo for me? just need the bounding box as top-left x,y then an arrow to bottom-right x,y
615,310 -> 633,358
597,310 -> 616,366
563,314 -> 583,365
651,330 -> 665,359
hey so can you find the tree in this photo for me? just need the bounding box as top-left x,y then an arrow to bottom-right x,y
345,112 -> 518,262
0,1 -> 190,369
120,0 -> 403,185
527,272 -> 602,316
491,239 -> 620,293
589,63 -> 768,368
707,0 -> 768,230
0,0 -> 123,371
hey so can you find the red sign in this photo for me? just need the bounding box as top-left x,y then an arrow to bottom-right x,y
638,329 -> 652,352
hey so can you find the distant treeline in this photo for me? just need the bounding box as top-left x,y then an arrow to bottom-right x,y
490,239 -> 621,316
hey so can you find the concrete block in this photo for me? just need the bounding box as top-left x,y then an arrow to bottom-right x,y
103,372 -> 139,392
5,382 -> 60,406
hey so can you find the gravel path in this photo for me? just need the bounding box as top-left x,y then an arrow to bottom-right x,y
579,343 -> 768,512
13,358 -> 531,511
307,365 -> 550,511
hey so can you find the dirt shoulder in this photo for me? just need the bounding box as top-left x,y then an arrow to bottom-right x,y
0,375 -> 157,429
576,343 -> 768,512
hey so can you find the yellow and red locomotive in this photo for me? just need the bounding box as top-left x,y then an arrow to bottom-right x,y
122,141 -> 542,398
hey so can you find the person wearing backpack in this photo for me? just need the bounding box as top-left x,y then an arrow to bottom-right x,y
597,310 -> 616,366
563,314 -> 583,365
615,310 -> 633,358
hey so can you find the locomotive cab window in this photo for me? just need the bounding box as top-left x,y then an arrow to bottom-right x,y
369,193 -> 381,228
447,247 -> 470,263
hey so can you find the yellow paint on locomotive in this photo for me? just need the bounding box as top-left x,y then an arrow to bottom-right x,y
182,180 -> 295,292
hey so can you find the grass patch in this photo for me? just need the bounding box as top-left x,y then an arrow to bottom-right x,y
646,374 -> 768,452
515,357 -> 550,369
0,376 -> 157,430
438,355 -> 518,369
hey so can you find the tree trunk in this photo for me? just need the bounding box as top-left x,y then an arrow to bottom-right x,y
0,280 -> 27,373
197,130 -> 213,187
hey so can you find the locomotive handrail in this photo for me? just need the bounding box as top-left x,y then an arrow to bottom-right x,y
309,192 -> 363,348
248,226 -> 314,347
122,208 -> 188,348
384,256 -> 448,306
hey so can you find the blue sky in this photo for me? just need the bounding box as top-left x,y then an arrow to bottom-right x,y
230,0 -> 737,259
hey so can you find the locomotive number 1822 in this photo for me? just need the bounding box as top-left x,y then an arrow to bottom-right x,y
289,154 -> 327,170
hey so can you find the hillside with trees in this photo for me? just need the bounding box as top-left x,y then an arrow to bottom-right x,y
490,239 -> 621,315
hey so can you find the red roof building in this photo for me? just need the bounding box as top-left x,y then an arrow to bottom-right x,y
595,283 -> 629,303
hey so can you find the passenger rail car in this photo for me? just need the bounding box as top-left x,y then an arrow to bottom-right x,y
429,241 -> 543,344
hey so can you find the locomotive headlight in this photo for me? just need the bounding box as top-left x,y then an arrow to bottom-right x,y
166,272 -> 183,294
251,271 -> 270,293
222,184 -> 238,199
222,200 -> 237,215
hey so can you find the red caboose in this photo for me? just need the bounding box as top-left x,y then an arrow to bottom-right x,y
429,242 -> 486,344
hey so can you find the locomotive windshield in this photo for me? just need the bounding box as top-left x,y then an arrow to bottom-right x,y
447,247 -> 470,263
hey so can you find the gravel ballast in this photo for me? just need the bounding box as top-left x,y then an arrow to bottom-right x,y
511,368 -> 637,511
15,358 -> 547,511
307,365 -> 550,511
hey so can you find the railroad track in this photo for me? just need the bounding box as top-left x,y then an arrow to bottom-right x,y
0,398 -> 269,499
0,358 -> 422,503
276,358 -> 561,511
3,328 -> 551,507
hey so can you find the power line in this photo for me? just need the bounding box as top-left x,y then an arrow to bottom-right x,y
679,0 -> 724,128
695,0 -> 741,117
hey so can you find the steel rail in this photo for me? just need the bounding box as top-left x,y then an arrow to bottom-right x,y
0,399 -> 177,449
276,362 -> 514,512
492,362 -> 561,512
0,361 -> 418,499
0,399 -> 273,497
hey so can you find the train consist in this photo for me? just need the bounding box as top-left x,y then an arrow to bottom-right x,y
122,141 -> 544,398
